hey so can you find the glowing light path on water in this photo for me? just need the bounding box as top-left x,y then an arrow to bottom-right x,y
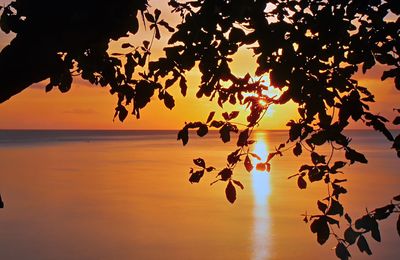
251,134 -> 272,260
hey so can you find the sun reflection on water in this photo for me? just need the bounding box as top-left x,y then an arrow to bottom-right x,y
251,132 -> 272,260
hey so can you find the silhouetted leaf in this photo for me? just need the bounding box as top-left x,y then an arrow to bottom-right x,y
344,227 -> 359,245
219,124 -> 231,143
163,92 -> 175,109
189,170 -> 204,183
154,9 -> 161,21
331,161 -> 346,173
228,111 -> 239,120
206,112 -> 215,123
0,194 -> 3,208
311,152 -> 326,165
218,168 -> 233,181
310,217 -> 330,245
355,215 -> 378,235
114,106 -> 128,122
332,183 -> 347,199
345,147 -> 368,164
145,13 -> 155,23
178,76 -> 187,96
45,83 -> 53,92
381,69 -> 398,81
371,221 -> 381,242
326,199 -> 344,216
222,112 -> 230,120
232,180 -> 244,190
288,122 -> 302,141
297,176 -> 307,189
126,55 -> 137,80
345,213 -> 352,224
244,155 -> 253,172
159,20 -> 175,32
197,124 -> 208,137
225,181 -> 236,204
397,215 -> 400,238
206,166 -> 216,172
317,200 -> 327,213
293,142 -> 302,156
193,158 -> 205,168
122,43 -> 133,48
393,117 -> 400,125
393,195 -> 400,201
210,120 -> 224,128
333,179 -> 347,184
177,128 -> 189,145
336,242 -> 351,260
357,235 -> 372,255
237,128 -> 249,147
374,204 -> 394,220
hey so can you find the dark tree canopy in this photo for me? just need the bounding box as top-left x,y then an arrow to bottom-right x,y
0,0 -> 148,102
1,1 -> 400,259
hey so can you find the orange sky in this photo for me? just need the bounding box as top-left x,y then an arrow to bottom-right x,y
0,1 -> 398,130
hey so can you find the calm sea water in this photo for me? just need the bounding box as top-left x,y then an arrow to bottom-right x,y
0,130 -> 398,259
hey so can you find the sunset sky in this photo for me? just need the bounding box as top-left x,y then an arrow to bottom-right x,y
0,0 -> 398,130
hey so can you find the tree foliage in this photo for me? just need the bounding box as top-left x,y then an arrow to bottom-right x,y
1,0 -> 400,258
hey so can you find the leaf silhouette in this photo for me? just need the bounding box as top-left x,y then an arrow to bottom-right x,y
331,161 -> 346,173
225,181 -> 236,204
344,227 -> 359,245
163,92 -> 175,110
297,176 -> 307,189
326,199 -> 344,216
310,216 -> 330,245
219,124 -> 235,143
197,124 -> 208,137
206,111 -> 215,123
345,147 -> 368,164
293,142 -> 302,156
206,166 -> 216,172
317,200 -> 327,213
357,235 -> 372,255
193,158 -> 205,168
237,128 -> 249,147
122,43 -> 133,48
344,213 -> 352,224
335,242 -> 351,260
218,168 -> 233,181
228,111 -> 239,120
189,170 -> 204,183
232,180 -> 244,190
177,128 -> 189,145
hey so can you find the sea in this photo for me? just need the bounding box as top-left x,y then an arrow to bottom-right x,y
0,130 -> 399,260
